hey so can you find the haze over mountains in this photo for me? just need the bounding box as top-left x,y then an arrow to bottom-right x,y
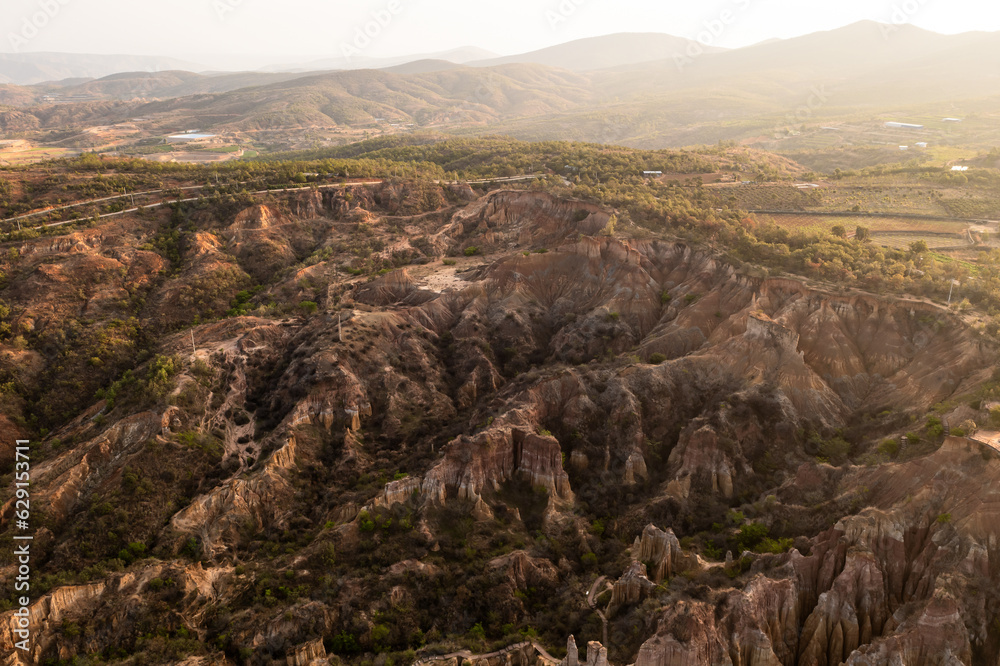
0,32 -> 719,86
0,52 -> 201,86
3,22 -> 1000,151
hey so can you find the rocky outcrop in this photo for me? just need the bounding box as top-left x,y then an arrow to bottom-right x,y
169,436 -> 298,555
0,562 -> 231,665
0,582 -> 106,666
632,463 -> 995,666
563,635 -> 579,666
635,597 -> 783,666
435,190 -> 609,255
609,561 -> 654,609
632,524 -> 685,583
423,427 -> 574,506
354,268 -> 437,306
584,641 -> 609,666
666,425 -> 741,500
489,551 -> 560,590
285,637 -> 327,666
22,410 -> 161,521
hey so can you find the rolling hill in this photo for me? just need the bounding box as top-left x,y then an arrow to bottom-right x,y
471,32 -> 727,71
30,70 -> 321,104
119,64 -> 595,132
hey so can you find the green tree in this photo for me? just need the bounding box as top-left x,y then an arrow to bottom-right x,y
602,214 -> 618,236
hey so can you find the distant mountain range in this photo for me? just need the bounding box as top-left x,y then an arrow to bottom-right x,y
0,52 -> 201,86
4,23 -> 1000,150
467,33 -> 726,71
284,46 -> 499,74
0,33 -> 716,86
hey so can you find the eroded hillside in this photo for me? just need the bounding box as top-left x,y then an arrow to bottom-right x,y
1,183 -> 999,666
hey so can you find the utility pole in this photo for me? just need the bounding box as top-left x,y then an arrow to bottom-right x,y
948,280 -> 957,306
190,329 -> 196,354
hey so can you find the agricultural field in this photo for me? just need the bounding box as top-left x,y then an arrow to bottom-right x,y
0,146 -> 76,165
756,213 -> 972,235
719,172 -> 1000,219
873,232 -> 970,251
141,150 -> 243,164
757,212 -> 982,251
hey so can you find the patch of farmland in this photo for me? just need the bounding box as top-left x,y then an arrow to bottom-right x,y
873,233 -> 969,250
758,213 -> 970,235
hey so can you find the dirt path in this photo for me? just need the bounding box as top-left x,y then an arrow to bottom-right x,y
414,641 -> 560,666
587,575 -> 611,646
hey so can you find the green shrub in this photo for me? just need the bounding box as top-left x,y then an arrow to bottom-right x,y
648,353 -> 668,365
464,247 -> 480,256
756,537 -> 794,554
467,621 -> 489,646
736,522 -> 769,552
877,439 -> 899,458
330,631 -> 361,655
371,624 -> 391,651
358,511 -> 376,532
818,437 -> 851,464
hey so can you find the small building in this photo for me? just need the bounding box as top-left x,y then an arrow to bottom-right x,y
899,146 -> 909,151
951,166 -> 969,172
166,133 -> 217,143
885,122 -> 925,129
943,118 -> 963,123
643,171 -> 663,176
915,142 -> 928,148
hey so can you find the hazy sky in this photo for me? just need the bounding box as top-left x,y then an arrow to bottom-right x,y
3,0 -> 998,66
